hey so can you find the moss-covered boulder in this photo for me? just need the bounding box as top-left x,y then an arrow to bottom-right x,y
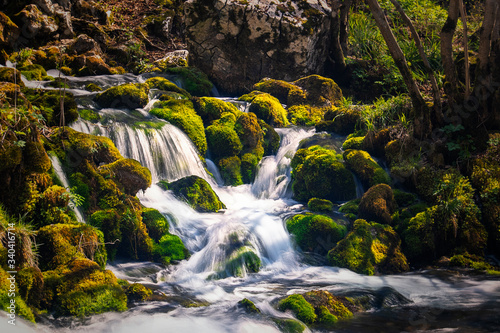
235,112 -> 264,158
238,298 -> 260,314
327,219 -> 409,275
153,233 -> 189,265
291,146 -> 356,202
205,123 -> 243,159
16,267 -> 44,309
42,258 -> 127,317
98,158 -> 152,196
19,64 -> 49,81
317,106 -> 362,136
166,175 -> 226,212
150,99 -> 207,155
36,223 -> 108,271
0,12 -> 20,51
278,290 -> 353,327
307,198 -> 334,212
259,120 -> 281,156
287,105 -> 326,126
253,78 -> 302,105
165,66 -> 213,96
292,75 -> 343,107
126,283 -> 153,302
24,88 -> 79,126
95,83 -> 149,109
287,213 -> 347,255
0,67 -> 24,87
215,245 -> 261,278
342,136 -> 365,151
145,76 -> 191,97
141,208 -> 170,242
358,184 -> 396,225
0,267 -> 35,323
343,149 -> 391,189
194,96 -> 240,125
219,156 -> 243,186
240,92 -> 289,127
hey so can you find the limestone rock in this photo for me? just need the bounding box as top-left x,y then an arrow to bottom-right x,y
70,33 -> 100,54
14,5 -> 58,42
184,0 -> 337,95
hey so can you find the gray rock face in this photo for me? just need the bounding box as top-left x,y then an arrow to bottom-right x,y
15,4 -> 59,40
184,0 -> 336,95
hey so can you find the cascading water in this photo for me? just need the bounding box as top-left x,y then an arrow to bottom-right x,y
23,73 -> 499,333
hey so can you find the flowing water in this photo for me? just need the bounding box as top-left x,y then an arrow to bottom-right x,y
11,73 -> 499,332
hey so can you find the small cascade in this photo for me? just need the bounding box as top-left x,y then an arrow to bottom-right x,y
252,127 -> 315,199
48,154 -> 86,223
72,118 -> 209,182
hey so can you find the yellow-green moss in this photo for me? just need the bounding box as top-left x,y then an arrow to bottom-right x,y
343,149 -> 391,189
0,267 -> 35,323
95,83 -> 149,109
126,283 -> 152,302
278,294 -> 317,324
219,156 -> 243,186
240,92 -> 289,127
145,77 -> 191,97
167,175 -> 226,212
206,123 -> 242,159
235,112 -> 265,158
165,66 -> 213,96
307,198 -> 334,212
317,107 -> 362,136
194,97 -> 240,125
19,64 -> 48,81
342,136 -> 365,150
0,67 -> 24,87
150,99 -> 207,155
288,105 -> 325,126
24,88 -> 79,126
358,184 -> 396,225
98,158 -> 151,196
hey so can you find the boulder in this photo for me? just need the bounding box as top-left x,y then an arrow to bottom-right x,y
358,184 -> 396,225
14,5 -> 58,43
0,11 -> 20,50
69,34 -> 101,54
165,175 -> 226,212
184,0 -> 338,95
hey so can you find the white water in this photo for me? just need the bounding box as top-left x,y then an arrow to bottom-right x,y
48,154 -> 86,223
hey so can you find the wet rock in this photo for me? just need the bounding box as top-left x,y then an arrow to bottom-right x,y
32,0 -> 55,15
54,6 -> 74,38
184,0 -> 338,95
154,50 -> 189,69
165,175 -> 226,212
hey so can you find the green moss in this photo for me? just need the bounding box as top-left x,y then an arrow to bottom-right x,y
16,267 -> 44,308
286,213 -> 346,254
0,267 -> 35,323
240,92 -> 289,127
98,158 -> 151,196
327,219 -> 409,275
287,105 -> 325,126
205,123 -> 242,159
307,198 -> 334,212
235,112 -> 265,158
358,184 -> 396,225
274,318 -> 307,333
302,290 -> 353,323
36,223 -> 108,271
24,88 -> 79,126
153,233 -> 189,264
291,145 -> 356,202
95,83 -> 149,109
78,108 -> 101,123
150,99 -> 207,155
85,83 -> 102,92
342,136 -> 365,150
292,75 -> 343,106
260,120 -> 280,156
253,78 -> 300,104
393,189 -> 417,207
165,66 -> 213,96
343,149 -> 391,189
89,209 -> 121,260
241,153 -> 259,184
145,77 -> 191,97
141,208 -> 170,242
194,97 -> 240,124
278,294 -> 317,324
317,107 -> 362,136
238,298 -> 260,313
167,175 -> 226,212
44,258 -> 127,317
23,139 -> 51,173
215,246 -> 261,278
0,67 -> 24,87
126,283 -> 153,302
219,156 -> 243,186
19,64 -> 48,81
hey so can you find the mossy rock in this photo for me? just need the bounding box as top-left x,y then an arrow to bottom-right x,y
205,123 -> 243,159
42,258 -> 127,317
241,153 -> 259,184
0,82 -> 25,107
98,158 -> 152,196
235,112 -> 265,158
292,75 -> 343,107
24,88 -> 79,126
253,78 -> 302,105
291,145 -> 356,202
287,105 -> 326,126
358,184 -> 396,225
278,294 -> 317,324
165,66 -> 213,96
303,290 -> 354,325
167,175 -> 225,212
343,149 -> 391,189
36,223 -> 108,271
153,233 -> 189,265
150,99 -> 207,155
0,267 -> 35,323
126,283 -> 153,302
85,83 -> 102,92
287,213 -> 347,255
16,267 -> 44,309
342,136 -> 365,151
0,140 -> 22,172
327,219 -> 409,275
216,246 -> 261,278
259,119 -> 281,156
95,83 -> 149,109
141,208 -> 170,242
240,92 -> 289,127
238,298 -> 260,314
145,76 -> 191,97
0,67 -> 24,87
78,108 -> 101,123
317,107 -> 362,136
23,138 -> 52,173
218,156 -> 243,186
362,128 -> 391,158
273,318 -> 306,333
194,96 -> 240,124
308,198 -> 334,212
19,64 -> 48,81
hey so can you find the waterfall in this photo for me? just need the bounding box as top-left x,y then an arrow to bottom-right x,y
72,117 -> 209,183
48,154 -> 86,223
252,127 -> 315,199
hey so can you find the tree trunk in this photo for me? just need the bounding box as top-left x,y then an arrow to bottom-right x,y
459,0 -> 470,99
389,0 -> 443,125
440,0 -> 460,107
365,0 -> 430,137
339,0 -> 353,55
329,0 -> 347,74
